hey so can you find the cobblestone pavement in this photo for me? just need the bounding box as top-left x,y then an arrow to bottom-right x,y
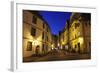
23,49 -> 91,62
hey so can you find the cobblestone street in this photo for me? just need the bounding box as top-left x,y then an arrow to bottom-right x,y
23,49 -> 91,62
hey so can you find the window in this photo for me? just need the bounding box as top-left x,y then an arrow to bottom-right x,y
31,27 -> 36,36
78,43 -> 80,52
75,23 -> 80,28
42,32 -> 44,40
27,41 -> 32,51
32,16 -> 37,24
43,23 -> 45,28
42,44 -> 45,52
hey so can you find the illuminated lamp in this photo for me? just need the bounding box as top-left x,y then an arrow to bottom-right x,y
33,40 -> 38,46
78,37 -> 83,44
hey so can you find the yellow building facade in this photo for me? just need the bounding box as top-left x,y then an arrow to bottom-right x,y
23,10 -> 52,57
58,13 -> 91,54
69,13 -> 91,53
59,21 -> 69,50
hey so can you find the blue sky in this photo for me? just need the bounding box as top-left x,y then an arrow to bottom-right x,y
39,11 -> 72,35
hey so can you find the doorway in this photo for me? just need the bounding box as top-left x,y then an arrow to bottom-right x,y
78,43 -> 80,53
35,45 -> 40,55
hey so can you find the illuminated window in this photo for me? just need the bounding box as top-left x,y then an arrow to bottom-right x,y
27,41 -> 32,51
31,27 -> 36,36
32,16 -> 37,24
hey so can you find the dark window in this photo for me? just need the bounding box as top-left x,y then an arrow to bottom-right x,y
31,27 -> 36,36
32,16 -> 37,24
78,43 -> 80,53
43,23 -> 45,28
27,42 -> 32,51
47,27 -> 48,32
42,32 -> 44,39
75,23 -> 80,28
35,45 -> 40,55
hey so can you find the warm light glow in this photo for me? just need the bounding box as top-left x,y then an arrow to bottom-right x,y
52,48 -> 54,50
51,44 -> 54,48
29,39 -> 33,42
51,44 -> 54,50
78,37 -> 83,44
62,42 -> 65,45
33,40 -> 39,46
58,43 -> 60,46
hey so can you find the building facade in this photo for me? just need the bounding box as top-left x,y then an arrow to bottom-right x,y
58,20 -> 69,50
23,10 -> 52,58
69,13 -> 91,53
52,35 -> 58,49
58,13 -> 91,54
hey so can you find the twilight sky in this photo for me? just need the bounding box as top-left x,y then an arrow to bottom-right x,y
39,11 -> 72,35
